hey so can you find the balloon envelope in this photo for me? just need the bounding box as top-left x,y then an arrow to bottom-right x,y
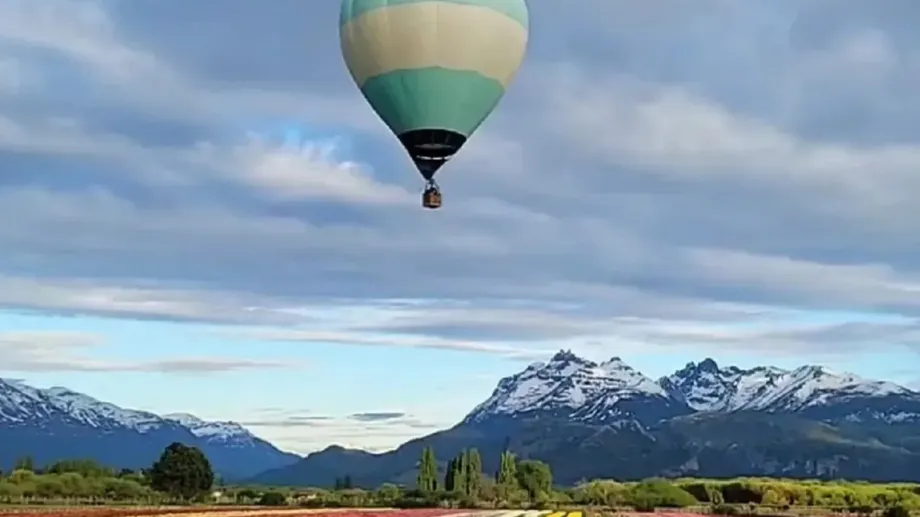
340,0 -> 529,178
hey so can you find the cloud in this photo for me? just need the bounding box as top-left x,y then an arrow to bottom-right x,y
1,0 -> 920,390
0,330 -> 297,373
240,416 -> 335,428
587,317 -> 920,358
350,412 -> 406,422
0,275 -> 307,325
0,57 -> 23,93
230,328 -> 551,361
135,358 -> 296,374
542,69 -> 920,225
238,410 -> 446,452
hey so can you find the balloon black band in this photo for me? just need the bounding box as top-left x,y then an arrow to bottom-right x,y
398,129 -> 467,180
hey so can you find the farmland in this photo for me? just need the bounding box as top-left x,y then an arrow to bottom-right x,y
0,510 -> 584,517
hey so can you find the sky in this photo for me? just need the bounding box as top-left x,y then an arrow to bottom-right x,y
1,0 -> 920,454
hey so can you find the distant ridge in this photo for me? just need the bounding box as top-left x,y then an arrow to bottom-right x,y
250,351 -> 920,486
0,379 -> 300,479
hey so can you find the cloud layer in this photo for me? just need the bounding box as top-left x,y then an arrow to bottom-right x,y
0,330 -> 296,372
239,408 -> 445,452
1,2 -> 919,390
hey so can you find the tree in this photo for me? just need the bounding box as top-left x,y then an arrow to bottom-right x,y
47,459 -> 110,478
497,450 -> 517,487
882,505 -> 911,517
446,451 -> 470,494
763,488 -> 788,507
377,483 -> 401,504
515,459 -> 552,501
629,479 -> 697,510
334,474 -> 355,490
149,442 -> 214,500
445,456 -> 459,492
456,450 -> 469,494
236,488 -> 258,503
445,449 -> 480,496
465,449 -> 482,499
13,456 -> 34,472
417,446 -> 438,492
258,491 -> 287,506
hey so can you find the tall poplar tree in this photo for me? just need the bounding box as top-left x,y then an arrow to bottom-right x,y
456,450 -> 469,494
497,449 -> 517,487
417,446 -> 439,492
465,448 -> 482,498
444,456 -> 458,492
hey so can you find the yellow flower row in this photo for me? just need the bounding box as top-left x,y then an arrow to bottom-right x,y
546,512 -> 582,517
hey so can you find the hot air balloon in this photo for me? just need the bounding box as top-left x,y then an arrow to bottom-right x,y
339,0 -> 529,209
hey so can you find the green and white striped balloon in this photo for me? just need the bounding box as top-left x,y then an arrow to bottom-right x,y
339,0 -> 529,180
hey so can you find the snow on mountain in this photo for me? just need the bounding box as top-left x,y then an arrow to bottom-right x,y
659,358 -> 788,411
464,350 -> 686,426
749,365 -> 909,410
0,378 -> 300,478
164,413 -> 256,445
465,351 -> 920,426
43,387 -> 169,432
0,379 -> 63,424
0,378 -> 253,441
662,359 -> 920,423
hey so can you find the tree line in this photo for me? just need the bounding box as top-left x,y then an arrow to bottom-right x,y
322,446 -> 919,514
0,442 -> 215,503
267,477 -> 919,515
411,446 -> 553,505
320,445 -> 919,514
573,478 -> 919,515
1,443 -> 919,515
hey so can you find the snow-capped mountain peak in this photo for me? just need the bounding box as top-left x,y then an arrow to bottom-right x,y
0,380 -> 168,431
164,413 -> 254,443
465,352 -> 920,427
164,412 -> 204,425
0,378 -> 300,478
659,359 -> 787,411
660,358 -> 920,422
43,387 -> 166,432
0,378 -> 254,439
752,364 -> 910,411
463,349 -> 677,425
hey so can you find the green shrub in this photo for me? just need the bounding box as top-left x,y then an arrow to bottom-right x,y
882,504 -> 911,517
630,493 -> 657,513
394,489 -> 440,508
258,491 -> 288,506
629,479 -> 698,510
710,503 -> 738,516
721,481 -> 762,504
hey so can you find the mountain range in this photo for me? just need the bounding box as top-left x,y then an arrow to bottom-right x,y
251,351 -> 920,486
0,378 -> 299,479
3,351 -> 919,486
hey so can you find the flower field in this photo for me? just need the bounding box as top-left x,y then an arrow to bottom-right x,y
0,509 -> 594,517
0,509 -> 442,517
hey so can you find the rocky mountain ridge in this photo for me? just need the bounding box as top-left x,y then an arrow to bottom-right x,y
465,351 -> 920,426
251,351 -> 920,487
0,378 -> 299,479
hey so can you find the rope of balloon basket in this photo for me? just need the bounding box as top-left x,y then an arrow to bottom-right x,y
431,131 -> 448,191
424,130 -> 438,192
